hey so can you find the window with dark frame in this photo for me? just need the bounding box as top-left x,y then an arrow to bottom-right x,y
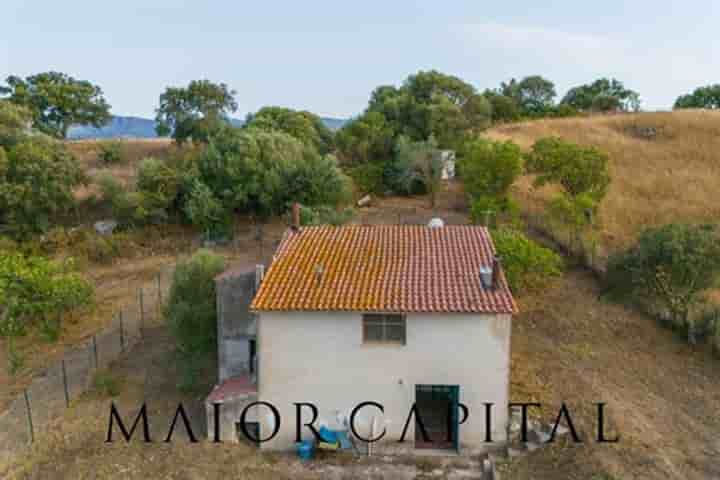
363,314 -> 406,345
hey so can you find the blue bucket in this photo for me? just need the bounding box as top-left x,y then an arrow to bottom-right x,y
297,440 -> 314,460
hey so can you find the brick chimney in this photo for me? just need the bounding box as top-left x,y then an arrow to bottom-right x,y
291,202 -> 301,230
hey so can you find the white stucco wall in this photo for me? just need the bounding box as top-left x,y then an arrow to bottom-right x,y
256,311 -> 511,452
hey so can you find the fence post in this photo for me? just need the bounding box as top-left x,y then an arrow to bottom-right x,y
23,389 -> 34,444
61,359 -> 70,407
119,310 -> 125,353
157,273 -> 162,318
139,287 -> 145,338
92,334 -> 99,369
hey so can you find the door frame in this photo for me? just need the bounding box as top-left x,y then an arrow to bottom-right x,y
414,384 -> 460,451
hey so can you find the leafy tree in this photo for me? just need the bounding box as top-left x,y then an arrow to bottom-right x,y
0,100 -> 32,147
0,253 -> 92,339
244,106 -> 334,154
461,138 -> 523,219
483,90 -> 522,123
525,137 -> 610,200
0,137 -> 85,236
392,136 -> 442,207
298,205 -> 356,226
606,224 -> 720,344
335,111 -> 396,165
366,70 -> 491,149
197,127 -> 350,218
0,72 -> 111,138
501,76 -> 557,116
525,137 -> 610,256
674,84 -> 720,109
184,180 -> 229,239
155,80 -> 238,144
164,249 -> 225,390
492,227 -> 563,292
561,78 -> 640,112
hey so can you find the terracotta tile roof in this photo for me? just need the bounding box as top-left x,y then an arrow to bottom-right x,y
250,225 -> 518,314
206,375 -> 257,403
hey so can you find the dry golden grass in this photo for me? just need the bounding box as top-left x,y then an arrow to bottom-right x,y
66,139 -> 175,200
486,110 -> 720,260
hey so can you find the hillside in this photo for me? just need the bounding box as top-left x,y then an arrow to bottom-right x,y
68,115 -> 347,140
487,110 -> 720,262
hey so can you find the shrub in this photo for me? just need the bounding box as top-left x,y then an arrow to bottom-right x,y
299,205 -> 356,226
97,141 -> 123,165
98,174 -> 170,228
184,180 -> 230,240
492,228 -> 563,292
470,196 -> 519,227
348,162 -> 385,194
606,223 -> 720,343
137,157 -> 181,201
0,253 -> 93,338
0,136 -> 85,237
525,137 -> 610,200
198,128 -> 350,218
389,136 -> 440,204
164,250 -> 225,390
92,370 -> 121,397
462,139 -> 523,199
0,100 -> 32,148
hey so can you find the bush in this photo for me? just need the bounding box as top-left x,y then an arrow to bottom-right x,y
198,128 -> 350,218
525,137 -> 610,200
92,370 -> 122,397
470,196 -> 519,227
0,136 -> 85,237
97,141 -> 123,165
388,136 -> 440,203
299,205 -> 356,226
492,228 -> 563,292
98,174 -> 170,228
0,253 -> 93,338
184,180 -> 230,240
0,100 -> 32,148
348,162 -> 385,194
605,223 -> 720,343
164,250 -> 225,390
462,138 -> 523,199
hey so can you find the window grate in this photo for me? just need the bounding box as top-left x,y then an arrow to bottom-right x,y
363,314 -> 406,345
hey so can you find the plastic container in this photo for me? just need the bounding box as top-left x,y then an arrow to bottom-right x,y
319,426 -> 338,443
296,440 -> 314,461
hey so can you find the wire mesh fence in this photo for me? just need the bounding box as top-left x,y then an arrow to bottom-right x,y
0,264 -> 175,465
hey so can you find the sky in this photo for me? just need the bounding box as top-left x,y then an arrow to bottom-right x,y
2,1 -> 718,119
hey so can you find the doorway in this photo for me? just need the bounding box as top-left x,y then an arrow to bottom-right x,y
414,385 -> 459,450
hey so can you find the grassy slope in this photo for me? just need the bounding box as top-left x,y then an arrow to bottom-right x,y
487,110 -> 720,260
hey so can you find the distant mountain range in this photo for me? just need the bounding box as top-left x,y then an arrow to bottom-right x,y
68,115 -> 347,140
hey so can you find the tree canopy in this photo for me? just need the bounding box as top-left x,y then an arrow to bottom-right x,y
363,70 -> 491,151
483,90 -> 522,123
674,84 -> 720,109
0,72 -> 111,139
0,101 -> 32,148
244,106 -> 334,154
155,80 -> 238,144
500,75 -> 557,116
561,78 -> 640,112
196,127 -> 350,218
0,136 -> 85,236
